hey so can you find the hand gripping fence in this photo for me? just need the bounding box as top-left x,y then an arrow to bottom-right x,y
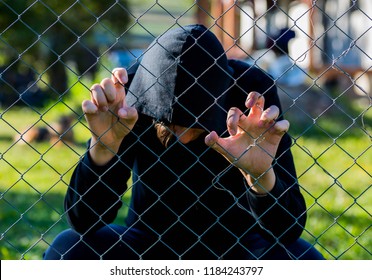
0,0 -> 371,260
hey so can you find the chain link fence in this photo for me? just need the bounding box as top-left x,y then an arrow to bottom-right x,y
0,0 -> 371,260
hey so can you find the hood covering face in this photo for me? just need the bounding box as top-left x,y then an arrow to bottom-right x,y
127,24 -> 233,134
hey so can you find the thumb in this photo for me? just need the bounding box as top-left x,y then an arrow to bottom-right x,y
205,131 -> 230,158
205,131 -> 219,147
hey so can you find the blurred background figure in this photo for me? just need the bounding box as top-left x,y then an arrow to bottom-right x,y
267,28 -> 307,88
15,115 -> 76,146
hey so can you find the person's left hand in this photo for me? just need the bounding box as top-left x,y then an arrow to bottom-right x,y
205,91 -> 289,194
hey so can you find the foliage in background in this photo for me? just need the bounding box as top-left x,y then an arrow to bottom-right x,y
0,0 -> 130,106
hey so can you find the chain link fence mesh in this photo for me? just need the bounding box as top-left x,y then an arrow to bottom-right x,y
0,0 -> 371,260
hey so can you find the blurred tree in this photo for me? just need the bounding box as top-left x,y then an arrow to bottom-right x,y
0,0 -> 130,106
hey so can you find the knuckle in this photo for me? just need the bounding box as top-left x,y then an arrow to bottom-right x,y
100,78 -> 113,87
228,107 -> 239,113
112,67 -> 126,74
90,83 -> 101,92
112,68 -> 128,82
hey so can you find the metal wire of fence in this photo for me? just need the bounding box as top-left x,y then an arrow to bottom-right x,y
0,0 -> 371,260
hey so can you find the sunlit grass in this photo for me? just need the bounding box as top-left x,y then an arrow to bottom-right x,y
291,134 -> 371,259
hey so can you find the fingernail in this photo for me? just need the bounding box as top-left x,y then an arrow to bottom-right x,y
119,108 -> 127,118
121,74 -> 128,84
246,97 -> 254,108
250,100 -> 256,108
229,128 -> 237,135
205,134 -> 213,146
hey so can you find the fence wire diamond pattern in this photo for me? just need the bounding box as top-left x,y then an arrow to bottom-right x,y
0,0 -> 371,260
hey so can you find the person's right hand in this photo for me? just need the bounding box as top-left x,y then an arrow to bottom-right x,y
82,68 -> 138,165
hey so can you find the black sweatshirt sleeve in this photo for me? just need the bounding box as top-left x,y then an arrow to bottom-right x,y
64,142 -> 132,234
64,70 -> 138,234
227,60 -> 307,243
246,133 -> 307,243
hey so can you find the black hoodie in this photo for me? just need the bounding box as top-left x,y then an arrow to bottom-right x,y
65,25 -> 307,259
127,24 -> 233,135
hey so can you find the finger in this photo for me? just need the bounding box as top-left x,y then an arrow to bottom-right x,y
226,107 -> 245,136
118,106 -> 138,124
259,105 -> 280,127
247,93 -> 266,119
205,131 -> 219,147
100,78 -> 117,103
205,131 -> 226,155
205,132 -> 236,162
112,68 -> 128,85
112,68 -> 129,109
245,91 -> 264,109
271,119 -> 290,136
90,84 -> 108,112
82,99 -> 98,115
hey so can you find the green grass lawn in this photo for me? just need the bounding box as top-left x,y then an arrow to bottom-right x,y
292,135 -> 371,259
0,102 -> 371,260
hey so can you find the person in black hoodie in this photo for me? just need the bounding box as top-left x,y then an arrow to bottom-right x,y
43,24 -> 324,260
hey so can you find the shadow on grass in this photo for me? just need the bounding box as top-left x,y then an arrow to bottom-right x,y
0,191 -> 131,260
0,191 -> 67,259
